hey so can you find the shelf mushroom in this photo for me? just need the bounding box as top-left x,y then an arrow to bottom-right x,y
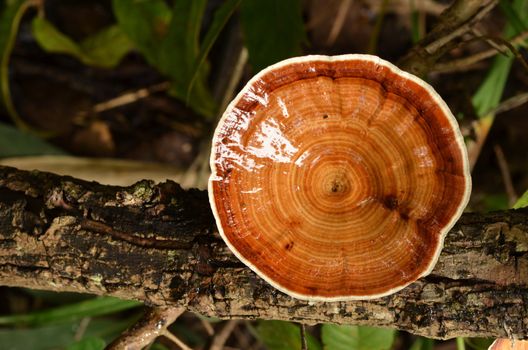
489,339 -> 528,350
208,54 -> 471,301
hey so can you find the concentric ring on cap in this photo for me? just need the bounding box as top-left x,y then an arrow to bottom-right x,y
208,54 -> 471,301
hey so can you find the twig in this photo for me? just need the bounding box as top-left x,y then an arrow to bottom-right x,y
471,28 -> 506,54
494,92 -> 528,115
493,144 -> 518,207
209,320 -> 240,350
74,317 -> 91,341
326,0 -> 352,46
199,316 -> 215,336
473,31 -> 528,72
163,330 -> 193,350
468,92 -> 528,169
467,116 -> 494,170
433,30 -> 528,73
380,0 -> 446,17
300,323 -> 308,350
465,36 -> 528,169
423,0 -> 498,55
92,82 -> 171,113
233,324 -> 252,349
398,0 -> 499,77
74,82 -> 171,124
107,307 -> 186,350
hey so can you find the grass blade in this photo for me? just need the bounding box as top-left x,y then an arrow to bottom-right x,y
0,296 -> 141,326
472,0 -> 528,118
499,0 -> 528,33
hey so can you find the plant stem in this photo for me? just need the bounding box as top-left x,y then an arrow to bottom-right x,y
457,337 -> 466,350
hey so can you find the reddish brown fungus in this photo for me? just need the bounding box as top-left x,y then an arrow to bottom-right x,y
209,55 -> 471,301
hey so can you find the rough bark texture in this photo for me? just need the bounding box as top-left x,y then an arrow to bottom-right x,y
0,166 -> 527,340
397,0 -> 499,77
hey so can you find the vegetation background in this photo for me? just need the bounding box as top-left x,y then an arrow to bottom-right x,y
0,0 -> 527,349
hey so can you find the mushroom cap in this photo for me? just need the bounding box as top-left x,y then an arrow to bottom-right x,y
489,339 -> 528,350
208,54 -> 471,301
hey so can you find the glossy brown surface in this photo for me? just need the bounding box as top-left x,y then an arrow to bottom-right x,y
489,339 -> 528,350
209,55 -> 471,300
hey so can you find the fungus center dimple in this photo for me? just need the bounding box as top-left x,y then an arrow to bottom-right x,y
330,179 -> 344,193
324,172 -> 350,196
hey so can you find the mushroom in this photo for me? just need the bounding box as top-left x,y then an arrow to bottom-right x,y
208,54 -> 471,301
489,339 -> 528,350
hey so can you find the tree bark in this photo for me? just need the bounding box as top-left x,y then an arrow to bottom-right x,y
397,0 -> 499,77
0,166 -> 527,340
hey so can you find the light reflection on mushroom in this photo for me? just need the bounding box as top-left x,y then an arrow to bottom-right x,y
209,54 -> 471,301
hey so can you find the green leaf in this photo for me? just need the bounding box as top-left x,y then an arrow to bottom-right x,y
0,296 -> 141,326
0,122 -> 65,157
161,0 -> 217,118
256,320 -> 321,350
483,193 -> 509,211
0,316 -> 134,350
240,0 -> 306,72
0,0 -> 36,130
471,55 -> 514,117
170,322 -> 209,348
465,338 -> 495,350
112,0 -> 171,67
321,324 -> 395,350
113,0 -> 217,118
157,0 -> 207,78
472,0 -> 528,118
513,189 -> 528,209
32,17 -> 84,60
66,337 -> 106,350
79,25 -> 134,68
32,17 -> 133,68
409,337 -> 434,350
499,0 -> 528,34
150,344 -> 171,350
21,290 -> 94,306
187,0 -> 241,102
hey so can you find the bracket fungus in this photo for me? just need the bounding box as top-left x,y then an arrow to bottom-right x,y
208,54 -> 471,301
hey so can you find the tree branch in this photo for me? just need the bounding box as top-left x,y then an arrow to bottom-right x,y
0,166 -> 526,340
397,0 -> 499,77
